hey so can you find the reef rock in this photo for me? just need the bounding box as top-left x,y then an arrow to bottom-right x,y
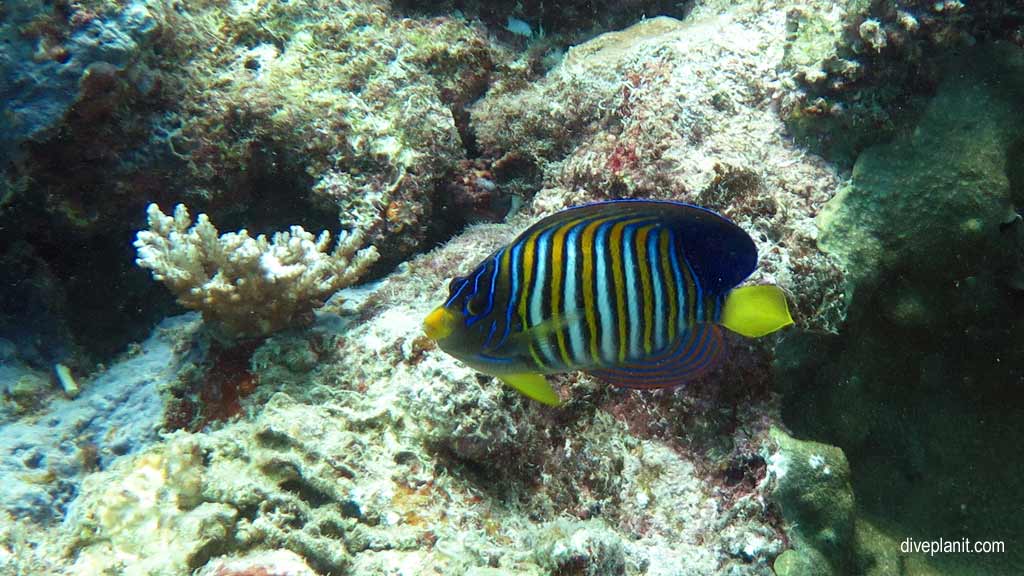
818,43 -> 1024,294
473,12 -> 846,331
0,0 -> 156,167
0,314 -> 201,524
767,428 -> 855,576
779,0 -> 1024,163
777,42 -> 1024,575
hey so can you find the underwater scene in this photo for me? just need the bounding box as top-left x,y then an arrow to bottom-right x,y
1,0 -> 1022,574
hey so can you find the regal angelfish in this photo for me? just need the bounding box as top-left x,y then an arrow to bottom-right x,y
423,200 -> 793,405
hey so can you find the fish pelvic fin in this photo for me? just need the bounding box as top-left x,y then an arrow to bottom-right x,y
720,284 -> 794,338
499,373 -> 561,406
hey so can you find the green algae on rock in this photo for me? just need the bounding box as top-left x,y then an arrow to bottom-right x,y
777,42 -> 1024,576
818,42 -> 1024,294
768,428 -> 907,576
768,428 -> 855,576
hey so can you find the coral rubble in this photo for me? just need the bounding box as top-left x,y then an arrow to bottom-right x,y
0,315 -> 202,524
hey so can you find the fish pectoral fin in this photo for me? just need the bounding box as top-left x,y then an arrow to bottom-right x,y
498,373 -> 561,406
720,285 -> 794,338
511,308 -> 584,344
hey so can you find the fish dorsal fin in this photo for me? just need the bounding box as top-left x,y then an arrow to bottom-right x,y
585,325 -> 724,389
513,200 -> 756,293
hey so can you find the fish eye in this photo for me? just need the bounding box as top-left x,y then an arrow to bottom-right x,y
466,292 -> 486,316
448,277 -> 465,297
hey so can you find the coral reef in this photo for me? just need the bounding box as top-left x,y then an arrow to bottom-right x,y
135,203 -> 379,339
0,0 -> 169,363
472,13 -> 847,331
0,0 -> 156,167
777,42 -> 1024,576
395,0 -> 692,43
5,1 -> 1022,576
58,218 -> 792,574
5,3 -> 859,574
0,314 -> 202,524
140,0 -> 506,264
0,0 -> 512,362
779,0 -> 1024,163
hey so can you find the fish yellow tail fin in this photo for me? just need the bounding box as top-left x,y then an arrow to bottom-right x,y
720,285 -> 794,338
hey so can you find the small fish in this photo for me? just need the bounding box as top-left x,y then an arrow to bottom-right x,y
423,200 -> 793,405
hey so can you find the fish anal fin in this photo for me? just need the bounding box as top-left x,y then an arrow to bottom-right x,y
586,326 -> 724,390
499,373 -> 562,406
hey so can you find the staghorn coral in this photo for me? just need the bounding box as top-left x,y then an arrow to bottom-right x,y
135,203 -> 379,339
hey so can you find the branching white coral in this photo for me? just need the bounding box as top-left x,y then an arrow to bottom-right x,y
134,203 -> 379,338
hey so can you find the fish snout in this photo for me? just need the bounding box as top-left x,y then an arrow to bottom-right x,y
423,306 -> 457,342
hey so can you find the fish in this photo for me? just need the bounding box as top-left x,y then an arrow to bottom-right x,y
422,199 -> 793,406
